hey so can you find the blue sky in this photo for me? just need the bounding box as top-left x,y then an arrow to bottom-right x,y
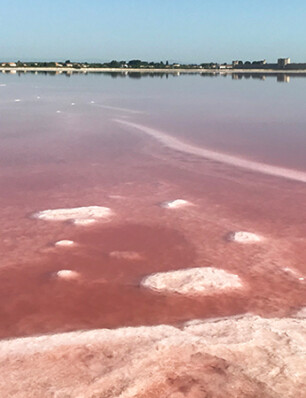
1,0 -> 305,63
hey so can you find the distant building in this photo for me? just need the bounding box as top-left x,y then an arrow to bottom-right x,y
278,58 -> 290,67
232,60 -> 243,66
219,64 -> 232,69
2,62 -> 17,67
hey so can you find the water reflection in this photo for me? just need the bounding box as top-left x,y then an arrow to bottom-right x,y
1,69 -> 303,82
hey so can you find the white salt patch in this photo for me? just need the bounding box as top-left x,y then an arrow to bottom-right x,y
73,218 -> 97,226
90,100 -> 95,104
162,199 -> 191,209
55,240 -> 75,247
229,231 -> 262,243
14,99 -> 21,102
141,267 -> 243,295
56,270 -> 79,280
71,102 -> 75,106
34,206 -> 112,225
0,83 -> 6,87
56,110 -> 61,113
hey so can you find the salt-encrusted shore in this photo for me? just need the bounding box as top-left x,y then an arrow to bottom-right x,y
115,119 -> 306,183
0,314 -> 305,397
141,267 -> 243,295
33,206 -> 112,225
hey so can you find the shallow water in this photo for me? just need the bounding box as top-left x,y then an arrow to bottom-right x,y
0,72 -> 305,339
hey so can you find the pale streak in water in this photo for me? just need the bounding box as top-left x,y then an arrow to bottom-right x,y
115,119 -> 306,184
93,103 -> 145,114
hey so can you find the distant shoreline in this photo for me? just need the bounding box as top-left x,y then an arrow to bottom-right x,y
1,67 -> 306,74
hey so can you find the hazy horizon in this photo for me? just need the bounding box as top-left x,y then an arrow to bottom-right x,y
1,0 -> 305,63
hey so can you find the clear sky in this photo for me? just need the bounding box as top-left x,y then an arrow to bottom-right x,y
1,0 -> 305,63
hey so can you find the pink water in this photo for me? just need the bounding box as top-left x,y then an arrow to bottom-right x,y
0,72 -> 305,339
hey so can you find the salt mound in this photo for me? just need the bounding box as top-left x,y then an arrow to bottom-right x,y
229,231 -> 262,243
162,199 -> 190,209
141,267 -> 243,295
34,206 -> 112,225
14,99 -> 21,102
109,251 -> 142,260
55,240 -> 75,247
56,270 -> 79,280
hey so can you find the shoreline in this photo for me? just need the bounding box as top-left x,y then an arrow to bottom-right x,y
1,67 -> 306,74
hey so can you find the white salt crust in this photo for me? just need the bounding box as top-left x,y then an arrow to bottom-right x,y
0,315 -> 305,398
229,231 -> 262,243
56,270 -> 79,280
55,240 -> 75,247
34,206 -> 112,225
162,199 -> 191,209
141,267 -> 243,295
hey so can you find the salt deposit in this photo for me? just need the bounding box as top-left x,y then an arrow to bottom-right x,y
14,99 -> 21,102
162,199 -> 191,209
56,270 -> 79,280
141,267 -> 243,295
229,231 -> 262,243
34,206 -> 112,225
0,315 -> 305,397
55,240 -> 75,247
56,110 -> 61,113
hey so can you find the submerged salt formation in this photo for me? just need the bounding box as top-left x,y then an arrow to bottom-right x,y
229,231 -> 262,243
161,199 -> 191,209
34,206 -> 112,225
109,251 -> 143,260
141,267 -> 243,295
0,315 -> 305,397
